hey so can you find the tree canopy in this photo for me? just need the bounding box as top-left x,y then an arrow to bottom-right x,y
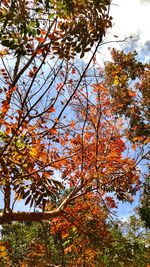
0,214 -> 149,266
0,0 -> 112,59
0,0 -> 149,266
104,49 -> 150,143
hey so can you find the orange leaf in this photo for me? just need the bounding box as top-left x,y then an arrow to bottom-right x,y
48,33 -> 58,40
132,143 -> 137,151
40,30 -> 46,35
128,89 -> 136,97
50,127 -> 57,134
62,232 -> 69,239
36,37 -> 45,43
70,121 -> 75,128
49,106 -> 55,113
144,137 -> 150,144
64,245 -> 73,254
1,100 -> 10,113
36,48 -> 43,54
6,126 -> 11,135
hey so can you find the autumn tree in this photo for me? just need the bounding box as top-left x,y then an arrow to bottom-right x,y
100,214 -> 150,267
0,0 -> 141,234
0,0 -> 149,265
0,0 -> 115,222
0,222 -> 59,266
0,58 -> 140,222
104,48 -> 150,144
104,48 -> 150,230
0,214 -> 149,266
0,0 -> 145,261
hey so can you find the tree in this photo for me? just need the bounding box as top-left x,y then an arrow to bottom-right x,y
99,215 -> 150,267
139,173 -> 150,229
0,65 -> 140,223
0,0 -> 112,59
0,0 -> 143,249
104,48 -> 150,144
0,222 -> 60,266
0,0 -> 149,265
0,0 -> 139,222
104,48 -> 150,230
0,0 -> 115,223
0,214 -> 149,266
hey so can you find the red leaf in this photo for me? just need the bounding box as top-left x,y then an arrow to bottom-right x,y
49,106 -> 55,113
36,37 -> 45,43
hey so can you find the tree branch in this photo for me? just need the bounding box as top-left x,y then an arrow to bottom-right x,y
0,208 -> 62,224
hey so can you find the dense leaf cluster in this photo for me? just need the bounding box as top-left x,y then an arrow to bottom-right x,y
0,215 -> 149,266
0,0 -> 112,58
105,49 -> 150,142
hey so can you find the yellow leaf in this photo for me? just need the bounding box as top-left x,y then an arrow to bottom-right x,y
14,192 -> 23,201
144,137 -> 150,144
0,245 -> 6,251
62,233 -> 69,239
0,245 -> 7,257
132,136 -> 144,142
29,147 -> 38,157
0,251 -> 7,257
114,76 -> 119,86
0,49 -> 9,57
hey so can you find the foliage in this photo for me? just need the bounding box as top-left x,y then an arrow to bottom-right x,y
0,73 -> 140,217
100,215 -> 150,267
139,173 -> 150,229
0,222 -> 62,266
104,49 -> 150,143
0,215 -> 149,266
104,48 -> 150,231
0,0 -> 115,222
0,1 -> 149,264
0,42 -> 149,265
0,0 -> 112,59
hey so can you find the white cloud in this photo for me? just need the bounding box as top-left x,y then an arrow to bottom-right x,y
110,0 -> 150,43
139,0 -> 150,4
90,0 -> 150,64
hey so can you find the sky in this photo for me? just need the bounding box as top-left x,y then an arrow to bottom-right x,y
97,0 -> 150,64
111,0 -> 150,44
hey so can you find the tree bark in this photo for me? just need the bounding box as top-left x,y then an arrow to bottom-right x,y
0,208 -> 62,224
4,178 -> 11,213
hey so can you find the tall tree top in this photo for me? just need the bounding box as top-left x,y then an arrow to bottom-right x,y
0,0 -> 112,59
